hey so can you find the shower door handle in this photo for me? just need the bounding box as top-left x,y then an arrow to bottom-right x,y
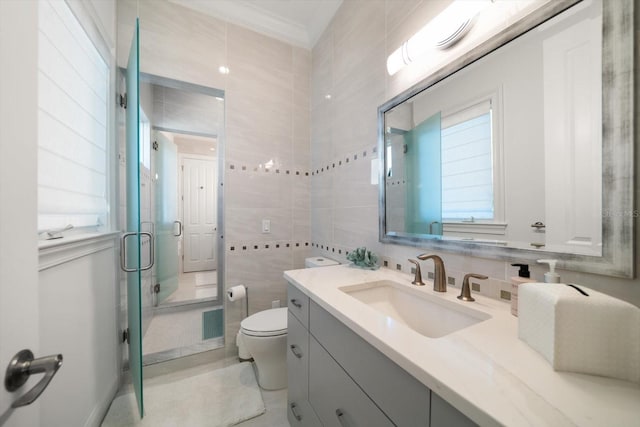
140,231 -> 154,271
120,231 -> 155,272
120,232 -> 138,272
173,220 -> 182,237
4,349 -> 63,408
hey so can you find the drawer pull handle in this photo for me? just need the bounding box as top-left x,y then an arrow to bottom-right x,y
290,299 -> 302,308
336,408 -> 347,426
290,402 -> 302,421
290,345 -> 303,359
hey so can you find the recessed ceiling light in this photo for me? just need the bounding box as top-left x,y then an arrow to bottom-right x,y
218,66 -> 230,75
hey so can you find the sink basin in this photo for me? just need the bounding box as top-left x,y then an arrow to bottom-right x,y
340,280 -> 491,338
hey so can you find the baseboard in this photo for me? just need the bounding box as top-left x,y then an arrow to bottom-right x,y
85,376 -> 120,427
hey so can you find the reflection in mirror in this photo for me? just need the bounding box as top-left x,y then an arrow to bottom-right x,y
137,73 -> 225,361
378,0 -> 634,277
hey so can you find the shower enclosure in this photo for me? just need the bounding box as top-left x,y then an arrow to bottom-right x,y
120,21 -> 225,418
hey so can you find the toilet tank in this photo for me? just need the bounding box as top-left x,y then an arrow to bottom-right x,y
305,257 -> 339,268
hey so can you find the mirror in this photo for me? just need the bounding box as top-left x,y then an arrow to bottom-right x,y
136,72 -> 226,363
378,0 -> 634,277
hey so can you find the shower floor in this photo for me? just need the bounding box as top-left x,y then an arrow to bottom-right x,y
162,271 -> 218,305
142,303 -> 224,365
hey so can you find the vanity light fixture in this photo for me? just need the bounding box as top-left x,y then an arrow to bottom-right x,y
386,0 -> 492,76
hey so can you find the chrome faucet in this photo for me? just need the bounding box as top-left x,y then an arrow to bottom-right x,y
408,259 -> 425,286
458,273 -> 488,302
417,254 -> 447,292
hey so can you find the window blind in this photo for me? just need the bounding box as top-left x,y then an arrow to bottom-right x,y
38,0 -> 108,231
441,101 -> 493,220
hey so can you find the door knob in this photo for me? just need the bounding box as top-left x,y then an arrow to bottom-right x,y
4,349 -> 63,408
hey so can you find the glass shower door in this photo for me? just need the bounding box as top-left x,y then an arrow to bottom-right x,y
405,112 -> 443,235
124,18 -> 144,418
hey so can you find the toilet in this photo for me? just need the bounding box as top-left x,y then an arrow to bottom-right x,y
240,307 -> 288,390
238,256 -> 339,390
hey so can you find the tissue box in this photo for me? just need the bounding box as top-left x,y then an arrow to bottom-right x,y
518,283 -> 640,383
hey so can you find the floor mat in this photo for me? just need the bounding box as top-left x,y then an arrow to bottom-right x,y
102,362 -> 265,426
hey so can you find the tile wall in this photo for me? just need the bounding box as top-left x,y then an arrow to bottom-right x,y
310,0 -> 640,307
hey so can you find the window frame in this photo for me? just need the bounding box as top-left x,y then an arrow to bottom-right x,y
37,0 -> 116,238
440,89 -> 506,235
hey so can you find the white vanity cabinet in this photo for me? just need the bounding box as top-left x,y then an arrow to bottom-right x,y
287,283 -> 476,427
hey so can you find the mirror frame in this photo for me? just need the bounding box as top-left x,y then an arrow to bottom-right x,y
378,0 -> 634,278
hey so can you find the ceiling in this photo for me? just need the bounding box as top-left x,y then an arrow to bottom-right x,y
167,0 -> 343,49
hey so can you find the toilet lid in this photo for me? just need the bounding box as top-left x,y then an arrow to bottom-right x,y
241,307 -> 287,337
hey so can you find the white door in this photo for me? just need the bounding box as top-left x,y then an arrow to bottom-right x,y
1,2 -> 41,424
182,157 -> 217,272
543,14 -> 602,254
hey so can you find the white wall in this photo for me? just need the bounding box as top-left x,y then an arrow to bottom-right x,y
38,238 -> 120,427
310,0 -> 640,306
0,1 -> 120,426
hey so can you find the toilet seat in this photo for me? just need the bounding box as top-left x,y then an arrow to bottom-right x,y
241,307 -> 287,337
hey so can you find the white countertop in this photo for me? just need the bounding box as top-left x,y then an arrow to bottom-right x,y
284,265 -> 640,427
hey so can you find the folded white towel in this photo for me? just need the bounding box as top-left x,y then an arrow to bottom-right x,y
518,283 -> 640,383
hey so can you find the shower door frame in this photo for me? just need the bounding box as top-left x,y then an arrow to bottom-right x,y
136,73 -> 226,365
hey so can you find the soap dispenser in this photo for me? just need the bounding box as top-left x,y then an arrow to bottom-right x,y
537,259 -> 560,283
510,263 -> 535,316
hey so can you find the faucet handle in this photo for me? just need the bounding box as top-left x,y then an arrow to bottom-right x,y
458,273 -> 488,302
408,259 -> 425,286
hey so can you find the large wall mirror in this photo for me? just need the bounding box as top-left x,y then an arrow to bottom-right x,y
378,0 -> 634,277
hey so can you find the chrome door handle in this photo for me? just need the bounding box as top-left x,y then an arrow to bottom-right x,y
120,231 -> 138,272
120,231 -> 154,272
140,231 -> 154,271
4,349 -> 63,408
173,220 -> 182,237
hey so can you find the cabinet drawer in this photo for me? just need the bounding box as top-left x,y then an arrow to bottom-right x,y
287,311 -> 309,400
288,283 -> 310,327
288,399 -> 322,427
309,337 -> 394,427
310,300 -> 430,426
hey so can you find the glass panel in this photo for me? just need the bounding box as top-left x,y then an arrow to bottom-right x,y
404,112 -> 442,235
154,130 -> 179,303
125,19 -> 143,418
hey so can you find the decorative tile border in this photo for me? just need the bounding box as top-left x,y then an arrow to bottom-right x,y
227,241 -> 310,252
227,163 -> 310,177
224,144 -> 377,178
310,145 -> 378,177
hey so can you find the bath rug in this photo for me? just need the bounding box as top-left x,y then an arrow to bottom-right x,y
102,362 -> 266,426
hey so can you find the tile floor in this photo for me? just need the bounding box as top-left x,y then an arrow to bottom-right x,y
142,271 -> 223,362
142,305 -> 222,355
103,357 -> 290,427
164,271 -> 218,304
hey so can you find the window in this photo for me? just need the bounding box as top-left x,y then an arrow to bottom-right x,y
37,0 -> 109,232
441,100 -> 495,221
